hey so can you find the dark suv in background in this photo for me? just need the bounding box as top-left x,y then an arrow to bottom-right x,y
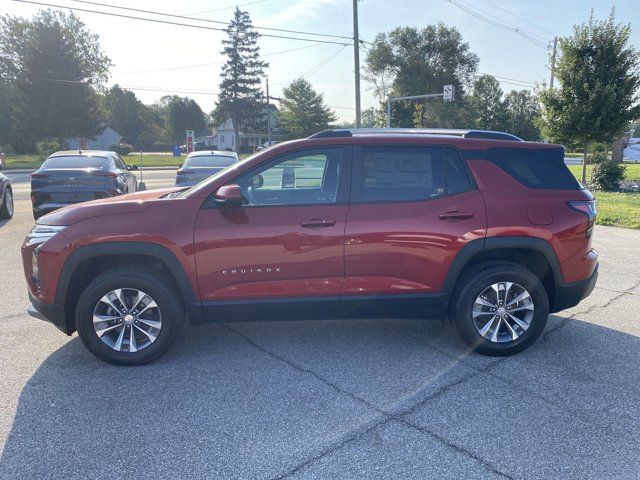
30,150 -> 138,219
22,129 -> 598,365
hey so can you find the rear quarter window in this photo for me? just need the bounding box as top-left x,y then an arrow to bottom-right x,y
484,147 -> 580,190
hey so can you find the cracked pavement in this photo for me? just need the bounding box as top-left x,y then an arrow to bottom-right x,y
1,171 -> 640,479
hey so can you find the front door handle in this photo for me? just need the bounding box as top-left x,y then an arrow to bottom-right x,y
300,218 -> 336,228
438,211 -> 474,221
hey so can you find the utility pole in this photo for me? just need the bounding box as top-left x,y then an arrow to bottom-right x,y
266,78 -> 271,144
549,36 -> 558,90
352,0 -> 361,128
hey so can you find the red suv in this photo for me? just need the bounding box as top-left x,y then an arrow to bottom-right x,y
22,129 -> 598,365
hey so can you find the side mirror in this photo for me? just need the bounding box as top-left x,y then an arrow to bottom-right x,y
215,184 -> 243,207
177,163 -> 183,169
128,164 -> 139,171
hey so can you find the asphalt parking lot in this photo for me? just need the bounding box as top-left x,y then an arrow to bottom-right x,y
1,170 -> 640,479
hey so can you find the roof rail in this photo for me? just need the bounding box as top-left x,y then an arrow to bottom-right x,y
309,128 -> 522,142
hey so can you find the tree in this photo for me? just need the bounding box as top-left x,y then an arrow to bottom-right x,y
279,78 -> 336,138
361,107 -> 378,128
539,9 -> 640,183
468,75 -> 508,131
504,90 -> 541,140
157,96 -> 206,145
213,7 -> 268,152
104,85 -> 147,145
365,24 -> 479,128
0,10 -> 111,147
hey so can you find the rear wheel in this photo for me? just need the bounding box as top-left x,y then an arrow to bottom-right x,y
450,262 -> 549,356
75,266 -> 185,365
0,188 -> 13,219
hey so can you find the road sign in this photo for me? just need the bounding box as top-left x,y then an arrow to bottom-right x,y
443,85 -> 455,102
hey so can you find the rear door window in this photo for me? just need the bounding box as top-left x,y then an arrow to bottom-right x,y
445,147 -> 474,194
353,146 -> 445,202
484,147 -> 580,189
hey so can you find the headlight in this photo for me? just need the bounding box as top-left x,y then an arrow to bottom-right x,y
26,224 -> 67,245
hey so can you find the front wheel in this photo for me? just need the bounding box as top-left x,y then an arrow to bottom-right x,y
0,188 -> 13,219
450,262 -> 549,356
75,266 -> 185,365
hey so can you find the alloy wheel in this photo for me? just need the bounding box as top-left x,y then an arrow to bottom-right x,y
472,281 -> 535,343
92,288 -> 162,352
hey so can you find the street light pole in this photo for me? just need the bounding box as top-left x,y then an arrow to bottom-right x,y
353,0 -> 361,128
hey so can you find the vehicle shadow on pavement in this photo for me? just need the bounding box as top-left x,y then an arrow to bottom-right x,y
1,315 -> 639,479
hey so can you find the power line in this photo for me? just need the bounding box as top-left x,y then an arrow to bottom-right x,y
72,0 -> 353,40
476,0 -> 555,37
446,0 -> 550,48
113,42 -> 328,75
37,77 -> 359,110
10,0 -> 352,45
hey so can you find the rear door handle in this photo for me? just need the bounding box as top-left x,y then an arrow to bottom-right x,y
300,218 -> 336,228
438,211 -> 474,221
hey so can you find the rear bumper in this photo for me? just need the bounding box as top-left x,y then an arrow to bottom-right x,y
27,293 -> 70,335
551,264 -> 598,313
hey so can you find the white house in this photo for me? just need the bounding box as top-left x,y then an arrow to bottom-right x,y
212,106 -> 283,152
66,127 -> 123,151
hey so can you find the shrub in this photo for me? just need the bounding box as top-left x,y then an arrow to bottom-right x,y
109,143 -> 134,155
2,144 -> 14,155
591,142 -> 608,154
36,139 -> 60,157
589,152 -> 626,191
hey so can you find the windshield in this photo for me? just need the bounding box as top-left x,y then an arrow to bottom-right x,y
41,156 -> 109,169
185,155 -> 237,168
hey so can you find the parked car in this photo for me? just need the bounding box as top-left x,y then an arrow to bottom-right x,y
22,128 -> 598,365
0,172 -> 13,220
175,150 -> 240,187
30,150 -> 138,220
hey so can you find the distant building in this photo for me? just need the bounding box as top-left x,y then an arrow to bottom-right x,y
211,105 -> 284,152
66,127 -> 123,151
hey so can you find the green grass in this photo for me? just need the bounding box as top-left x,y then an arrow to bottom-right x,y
568,163 -> 640,182
567,163 -> 640,229
592,191 -> 640,229
4,154 -> 44,169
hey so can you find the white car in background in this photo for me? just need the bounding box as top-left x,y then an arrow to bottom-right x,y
175,150 -> 239,187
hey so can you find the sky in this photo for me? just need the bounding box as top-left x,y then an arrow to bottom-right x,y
1,0 -> 638,122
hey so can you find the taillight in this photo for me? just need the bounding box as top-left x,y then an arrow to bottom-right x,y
30,172 -> 49,179
96,171 -> 119,178
567,200 -> 597,237
176,170 -> 194,175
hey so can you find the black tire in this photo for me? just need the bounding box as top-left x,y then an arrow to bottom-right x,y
450,261 -> 549,356
0,187 -> 13,219
75,266 -> 185,365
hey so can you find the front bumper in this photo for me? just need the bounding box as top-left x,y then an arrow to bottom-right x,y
27,293 -> 71,335
551,264 -> 599,313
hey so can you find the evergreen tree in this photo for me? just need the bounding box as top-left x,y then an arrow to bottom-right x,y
539,9 -> 640,182
213,7 -> 268,152
279,78 -> 336,138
